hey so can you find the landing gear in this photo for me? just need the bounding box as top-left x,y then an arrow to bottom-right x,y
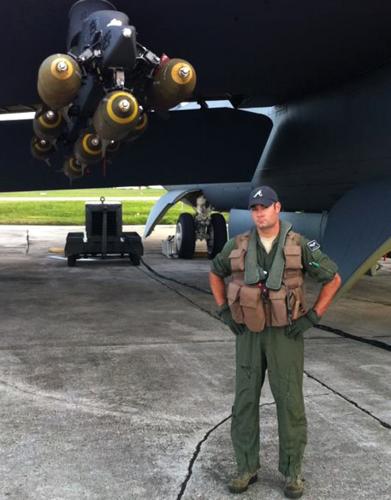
207,213 -> 227,259
175,213 -> 196,258
174,195 -> 227,259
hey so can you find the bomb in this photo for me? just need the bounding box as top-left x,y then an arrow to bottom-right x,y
31,136 -> 55,162
106,140 -> 121,155
93,91 -> 140,141
37,54 -> 82,110
33,109 -> 63,141
74,132 -> 102,165
63,157 -> 84,180
124,113 -> 148,142
149,58 -> 196,111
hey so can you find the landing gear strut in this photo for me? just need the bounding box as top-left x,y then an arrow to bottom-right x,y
174,195 -> 227,259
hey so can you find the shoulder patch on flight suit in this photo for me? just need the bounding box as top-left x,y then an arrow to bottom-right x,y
307,240 -> 321,252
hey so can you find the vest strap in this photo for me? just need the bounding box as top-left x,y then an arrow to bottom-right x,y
265,220 -> 292,290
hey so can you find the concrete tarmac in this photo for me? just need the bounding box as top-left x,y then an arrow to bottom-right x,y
0,225 -> 390,500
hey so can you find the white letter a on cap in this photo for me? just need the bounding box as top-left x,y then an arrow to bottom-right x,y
253,189 -> 263,198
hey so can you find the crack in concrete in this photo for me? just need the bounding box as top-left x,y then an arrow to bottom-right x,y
141,257 -> 211,295
137,266 -> 217,321
176,402 -> 276,500
315,324 -> 391,352
176,414 -> 232,500
343,296 -> 391,307
176,391 -> 331,499
304,370 -> 391,430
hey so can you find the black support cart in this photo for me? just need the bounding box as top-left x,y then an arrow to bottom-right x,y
64,197 -> 143,266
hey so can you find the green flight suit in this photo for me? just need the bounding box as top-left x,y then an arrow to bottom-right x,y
211,227 -> 338,477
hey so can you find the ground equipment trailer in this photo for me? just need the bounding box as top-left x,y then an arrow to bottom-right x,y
64,198 -> 143,266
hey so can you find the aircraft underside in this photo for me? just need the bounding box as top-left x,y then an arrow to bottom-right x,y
0,0 -> 389,293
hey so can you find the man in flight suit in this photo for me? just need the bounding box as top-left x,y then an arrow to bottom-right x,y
209,186 -> 341,498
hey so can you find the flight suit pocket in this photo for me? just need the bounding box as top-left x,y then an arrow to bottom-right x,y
284,245 -> 302,269
269,288 -> 289,326
227,281 -> 244,323
239,286 -> 265,332
229,248 -> 245,272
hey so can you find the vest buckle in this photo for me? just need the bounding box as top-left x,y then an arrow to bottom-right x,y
257,282 -> 269,301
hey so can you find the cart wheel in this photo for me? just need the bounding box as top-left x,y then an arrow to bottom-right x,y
67,256 -> 77,267
175,213 -> 196,259
207,213 -> 227,259
129,253 -> 141,266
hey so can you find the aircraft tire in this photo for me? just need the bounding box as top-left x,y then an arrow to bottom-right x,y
207,213 -> 227,259
129,253 -> 141,266
175,213 -> 196,259
67,255 -> 77,267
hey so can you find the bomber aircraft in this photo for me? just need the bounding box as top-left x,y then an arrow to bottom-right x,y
0,0 -> 390,290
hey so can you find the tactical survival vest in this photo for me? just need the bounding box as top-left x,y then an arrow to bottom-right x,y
226,228 -> 306,332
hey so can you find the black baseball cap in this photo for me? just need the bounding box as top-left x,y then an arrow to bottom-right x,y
248,186 -> 279,209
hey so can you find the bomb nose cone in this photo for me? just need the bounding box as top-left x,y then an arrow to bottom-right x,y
64,157 -> 84,179
118,99 -> 131,112
74,132 -> 102,165
178,65 -> 191,80
56,60 -> 69,73
33,109 -> 63,141
31,135 -> 55,161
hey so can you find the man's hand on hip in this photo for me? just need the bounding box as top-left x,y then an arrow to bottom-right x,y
286,309 -> 320,338
217,303 -> 244,336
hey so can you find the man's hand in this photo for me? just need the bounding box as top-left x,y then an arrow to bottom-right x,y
217,303 -> 244,335
286,309 -> 320,338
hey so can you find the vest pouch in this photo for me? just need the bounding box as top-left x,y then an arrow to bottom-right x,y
284,269 -> 304,289
239,286 -> 265,332
284,245 -> 302,269
227,281 -> 244,324
269,288 -> 289,326
229,248 -> 246,272
287,287 -> 307,321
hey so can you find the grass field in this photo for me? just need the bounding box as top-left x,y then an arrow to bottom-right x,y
0,188 -> 228,225
0,187 -> 166,198
0,187 -> 177,224
0,200 -> 195,225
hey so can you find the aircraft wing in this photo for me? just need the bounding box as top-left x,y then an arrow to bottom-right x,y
2,1 -> 391,110
0,109 -> 272,191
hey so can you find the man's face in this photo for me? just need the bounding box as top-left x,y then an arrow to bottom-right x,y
250,202 -> 281,231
